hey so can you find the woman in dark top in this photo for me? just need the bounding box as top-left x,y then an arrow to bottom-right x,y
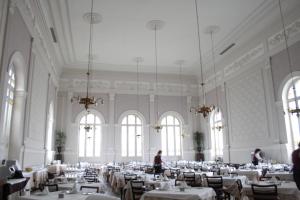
153,150 -> 163,174
252,148 -> 263,165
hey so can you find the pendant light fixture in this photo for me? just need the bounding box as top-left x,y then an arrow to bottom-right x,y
147,20 -> 165,133
277,0 -> 299,117
134,57 -> 143,137
189,0 -> 214,118
71,0 -> 103,110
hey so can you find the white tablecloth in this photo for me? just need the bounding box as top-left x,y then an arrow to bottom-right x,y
141,187 -> 216,200
18,191 -> 88,200
266,172 -> 294,181
242,181 -> 300,200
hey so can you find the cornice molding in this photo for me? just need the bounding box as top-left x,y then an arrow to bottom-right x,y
268,18 -> 300,50
59,78 -> 198,97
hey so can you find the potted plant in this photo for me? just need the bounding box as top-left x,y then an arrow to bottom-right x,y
193,131 -> 204,161
55,131 -> 66,160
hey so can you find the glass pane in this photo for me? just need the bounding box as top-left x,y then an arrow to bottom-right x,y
288,87 -> 295,99
128,115 -> 135,125
122,126 -> 127,156
79,126 -> 85,157
161,117 -> 167,125
136,126 -> 142,156
86,114 -> 94,124
122,117 -> 127,125
86,131 -> 93,157
94,126 -> 101,157
136,117 -> 142,125
80,116 -> 86,124
295,80 -> 300,97
128,126 -> 135,156
291,114 -> 300,148
167,116 -> 173,125
175,127 -> 181,156
289,101 -> 296,110
168,126 -> 175,156
95,116 -> 101,124
174,118 -> 179,125
161,127 -> 167,155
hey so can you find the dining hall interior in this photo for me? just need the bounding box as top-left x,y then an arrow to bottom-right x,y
1,0 -> 300,199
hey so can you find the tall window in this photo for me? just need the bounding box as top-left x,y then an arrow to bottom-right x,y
121,114 -> 142,157
161,114 -> 182,156
283,79 -> 300,150
78,113 -> 102,157
210,110 -> 224,159
2,66 -> 15,139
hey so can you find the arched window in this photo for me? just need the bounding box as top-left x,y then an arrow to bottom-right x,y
2,66 -> 15,140
210,110 -> 224,159
283,79 -> 300,150
78,113 -> 102,157
121,114 -> 142,157
161,114 -> 182,156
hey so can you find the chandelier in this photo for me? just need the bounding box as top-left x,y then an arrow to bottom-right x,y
71,0 -> 103,110
147,20 -> 165,133
190,0 -> 214,118
277,0 -> 299,117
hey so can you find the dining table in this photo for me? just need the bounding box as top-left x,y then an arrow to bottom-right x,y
141,187 -> 216,200
18,191 -> 90,200
241,181 -> 300,200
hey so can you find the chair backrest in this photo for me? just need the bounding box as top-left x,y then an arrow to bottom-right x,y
236,179 -> 243,192
206,176 -> 223,189
130,180 -> 145,200
84,175 -> 98,183
43,183 -> 59,192
80,185 -> 99,193
124,174 -> 137,184
251,184 -> 278,200
183,172 -> 196,186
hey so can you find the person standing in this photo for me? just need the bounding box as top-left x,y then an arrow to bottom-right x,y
292,143 -> 300,190
252,148 -> 263,166
153,150 -> 163,174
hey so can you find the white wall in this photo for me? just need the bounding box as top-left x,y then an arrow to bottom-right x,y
57,70 -> 200,164
202,4 -> 300,164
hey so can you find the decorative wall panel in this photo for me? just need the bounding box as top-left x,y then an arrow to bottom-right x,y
227,67 -> 268,146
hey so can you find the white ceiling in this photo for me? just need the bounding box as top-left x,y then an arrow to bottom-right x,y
44,0 -> 283,75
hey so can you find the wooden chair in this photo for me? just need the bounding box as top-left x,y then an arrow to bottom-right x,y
84,175 -> 98,183
183,172 -> 196,187
124,174 -> 137,184
40,183 -> 58,192
251,184 -> 279,200
80,186 -> 99,193
130,181 -> 145,200
206,176 -> 230,200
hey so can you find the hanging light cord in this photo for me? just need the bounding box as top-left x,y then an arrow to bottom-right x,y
278,0 -> 298,111
154,25 -> 159,121
86,0 -> 94,98
210,31 -> 219,111
136,59 -> 140,111
194,0 -> 205,104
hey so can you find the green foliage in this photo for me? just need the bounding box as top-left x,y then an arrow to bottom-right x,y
55,130 -> 66,147
193,131 -> 204,152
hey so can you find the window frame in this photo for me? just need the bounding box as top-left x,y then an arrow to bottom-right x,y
77,111 -> 103,158
160,112 -> 183,157
210,109 -> 224,159
120,112 -> 143,158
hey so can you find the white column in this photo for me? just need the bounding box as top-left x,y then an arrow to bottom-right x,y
64,91 -> 73,162
8,90 -> 27,165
